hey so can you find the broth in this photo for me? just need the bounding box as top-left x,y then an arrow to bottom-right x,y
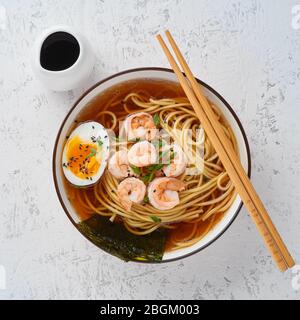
62,78 -> 230,253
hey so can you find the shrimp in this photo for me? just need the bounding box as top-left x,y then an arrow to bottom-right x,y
117,177 -> 146,211
127,141 -> 157,167
108,150 -> 136,179
123,112 -> 157,141
148,177 -> 185,210
162,144 -> 187,177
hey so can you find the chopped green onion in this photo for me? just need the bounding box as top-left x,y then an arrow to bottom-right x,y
152,139 -> 165,148
130,165 -> 141,176
146,163 -> 165,172
150,216 -> 161,223
160,150 -> 171,161
170,151 -> 177,160
153,113 -> 160,126
128,137 -> 141,143
87,148 -> 97,158
113,136 -> 126,143
97,137 -> 103,147
142,172 -> 155,183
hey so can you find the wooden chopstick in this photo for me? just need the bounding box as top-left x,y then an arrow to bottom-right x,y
163,31 -> 295,269
157,31 -> 295,271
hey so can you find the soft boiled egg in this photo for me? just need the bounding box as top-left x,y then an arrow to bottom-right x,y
62,121 -> 110,187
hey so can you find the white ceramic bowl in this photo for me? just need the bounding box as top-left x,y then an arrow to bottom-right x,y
53,68 -> 251,263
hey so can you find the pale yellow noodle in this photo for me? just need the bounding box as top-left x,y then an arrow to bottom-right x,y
76,93 -> 238,251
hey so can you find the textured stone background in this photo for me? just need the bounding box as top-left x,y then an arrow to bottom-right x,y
0,0 -> 300,299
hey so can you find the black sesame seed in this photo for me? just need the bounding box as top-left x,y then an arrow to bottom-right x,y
153,190 -> 156,193
92,126 -> 95,129
104,135 -> 108,138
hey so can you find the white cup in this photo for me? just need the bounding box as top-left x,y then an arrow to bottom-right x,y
32,25 -> 95,91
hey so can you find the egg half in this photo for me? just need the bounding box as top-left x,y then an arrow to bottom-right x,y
62,121 -> 110,187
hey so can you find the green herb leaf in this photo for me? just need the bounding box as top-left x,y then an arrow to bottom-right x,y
143,195 -> 149,203
170,151 -> 177,160
152,139 -> 165,149
141,172 -> 155,183
97,137 -> 103,147
130,165 -> 141,176
129,137 -> 140,143
87,148 -> 97,158
153,113 -> 160,126
141,174 -> 150,183
113,136 -> 125,143
150,216 -> 161,223
152,140 -> 160,148
148,172 -> 155,183
160,150 -> 171,161
146,163 -> 165,172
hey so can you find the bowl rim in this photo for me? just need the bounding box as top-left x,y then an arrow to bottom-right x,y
52,67 -> 251,263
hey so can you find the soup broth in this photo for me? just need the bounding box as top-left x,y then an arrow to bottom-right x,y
62,78 -> 237,258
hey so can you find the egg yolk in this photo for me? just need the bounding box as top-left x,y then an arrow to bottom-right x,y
64,136 -> 101,179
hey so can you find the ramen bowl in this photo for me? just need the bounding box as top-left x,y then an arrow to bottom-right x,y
53,68 -> 251,262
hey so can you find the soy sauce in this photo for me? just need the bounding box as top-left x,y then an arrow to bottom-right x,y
40,32 -> 80,71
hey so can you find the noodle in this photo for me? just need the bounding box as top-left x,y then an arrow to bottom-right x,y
71,91 -> 238,251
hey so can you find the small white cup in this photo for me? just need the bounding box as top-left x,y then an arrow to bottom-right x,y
32,25 -> 95,91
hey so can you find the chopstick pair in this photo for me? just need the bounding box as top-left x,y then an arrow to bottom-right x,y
156,30 -> 295,272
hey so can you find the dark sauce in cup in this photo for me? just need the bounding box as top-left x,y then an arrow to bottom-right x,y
40,31 -> 80,71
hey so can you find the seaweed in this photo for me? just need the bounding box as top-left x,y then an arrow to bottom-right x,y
77,215 -> 167,262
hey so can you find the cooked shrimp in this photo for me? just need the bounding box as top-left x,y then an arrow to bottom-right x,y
108,150 -> 136,179
123,112 -> 157,141
117,177 -> 146,211
128,141 -> 157,167
148,177 -> 185,210
163,144 -> 187,177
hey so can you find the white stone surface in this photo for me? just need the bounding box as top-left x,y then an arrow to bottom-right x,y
0,0 -> 300,300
